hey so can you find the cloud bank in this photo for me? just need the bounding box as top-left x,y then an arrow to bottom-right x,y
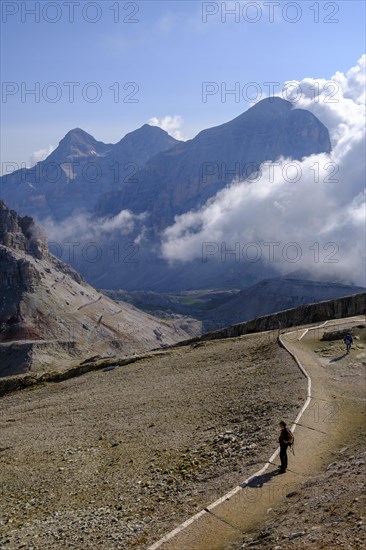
161,56 -> 366,286
44,210 -> 145,247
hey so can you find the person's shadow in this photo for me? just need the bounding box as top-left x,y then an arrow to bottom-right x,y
240,468 -> 282,489
330,352 -> 348,363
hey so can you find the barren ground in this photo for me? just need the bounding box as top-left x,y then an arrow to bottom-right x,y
235,319 -> 366,550
0,332 -> 305,549
0,319 -> 365,550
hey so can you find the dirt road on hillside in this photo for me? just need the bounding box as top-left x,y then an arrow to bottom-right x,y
151,316 -> 366,550
0,332 -> 305,549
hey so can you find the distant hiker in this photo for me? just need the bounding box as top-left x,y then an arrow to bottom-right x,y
344,333 -> 353,353
278,421 -> 294,473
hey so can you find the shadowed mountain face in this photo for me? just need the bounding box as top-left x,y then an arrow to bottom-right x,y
1,98 -> 331,227
95,97 -> 332,231
0,125 -> 180,221
0,98 -> 332,290
0,200 -> 199,376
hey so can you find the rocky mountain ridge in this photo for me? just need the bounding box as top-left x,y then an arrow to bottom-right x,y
0,98 -> 333,290
0,200 -> 199,377
0,125 -> 180,221
96,97 -> 332,231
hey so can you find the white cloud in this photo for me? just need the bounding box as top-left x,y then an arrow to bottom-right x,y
43,209 -> 146,245
148,115 -> 185,140
161,56 -> 366,286
28,145 -> 55,167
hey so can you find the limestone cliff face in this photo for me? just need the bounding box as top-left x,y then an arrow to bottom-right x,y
0,200 -> 48,260
0,201 -> 46,309
0,249 -> 41,291
203,278 -> 366,331
0,200 -> 198,376
0,100 -> 333,291
0,126 -> 181,221
96,97 -> 332,231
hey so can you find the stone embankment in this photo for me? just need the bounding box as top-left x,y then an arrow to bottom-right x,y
177,293 -> 366,345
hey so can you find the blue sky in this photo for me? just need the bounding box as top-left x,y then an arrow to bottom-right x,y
1,0 -> 365,168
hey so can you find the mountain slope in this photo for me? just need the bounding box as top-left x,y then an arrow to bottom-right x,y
46,128 -> 112,161
0,99 -> 333,291
105,278 -> 366,331
203,277 -> 366,329
0,126 -> 180,221
0,308 -> 364,548
0,200 -> 199,376
95,97 -> 331,231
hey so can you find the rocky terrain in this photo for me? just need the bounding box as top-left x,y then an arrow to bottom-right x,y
0,333 -> 306,549
0,270 -> 364,550
235,325 -> 366,550
237,444 -> 365,550
0,319 -> 364,549
0,200 -> 199,377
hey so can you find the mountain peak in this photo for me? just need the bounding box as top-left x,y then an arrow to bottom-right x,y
138,123 -> 174,135
251,96 -> 293,111
47,128 -> 111,162
123,123 -> 180,141
63,127 -> 96,141
61,127 -> 100,148
112,124 -> 180,161
233,97 -> 293,124
140,123 -> 162,131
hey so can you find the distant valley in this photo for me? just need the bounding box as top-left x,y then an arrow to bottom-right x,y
105,278 -> 365,332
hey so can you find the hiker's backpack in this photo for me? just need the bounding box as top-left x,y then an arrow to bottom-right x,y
286,428 -> 294,447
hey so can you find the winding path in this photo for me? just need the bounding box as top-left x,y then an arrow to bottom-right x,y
149,315 -> 364,550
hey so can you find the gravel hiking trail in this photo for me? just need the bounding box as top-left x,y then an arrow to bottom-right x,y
150,315 -> 365,550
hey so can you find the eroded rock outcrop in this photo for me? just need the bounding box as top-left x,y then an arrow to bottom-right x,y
0,200 -> 48,259
0,200 -> 199,376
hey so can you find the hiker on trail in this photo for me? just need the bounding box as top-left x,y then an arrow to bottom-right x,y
278,421 -> 293,473
344,333 -> 353,353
